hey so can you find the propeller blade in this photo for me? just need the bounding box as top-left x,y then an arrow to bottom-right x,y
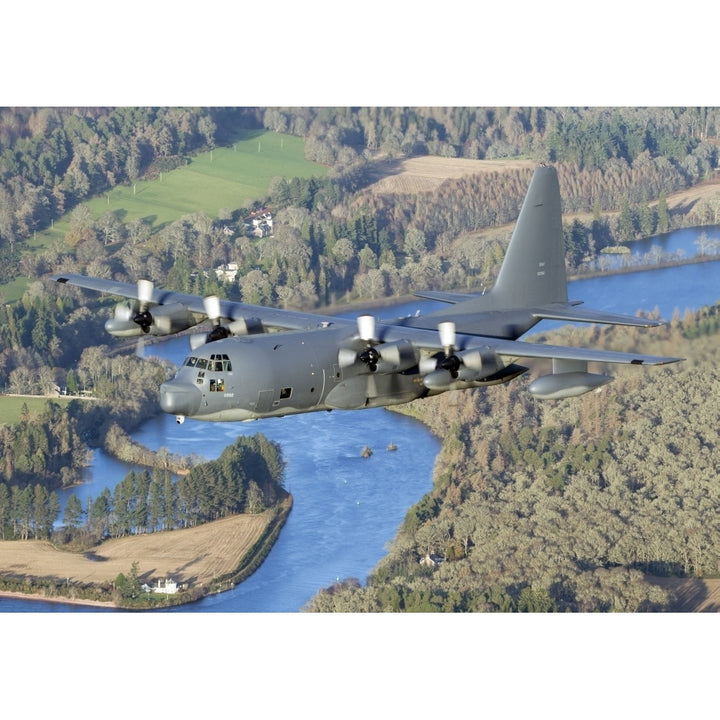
137,279 -> 154,309
190,333 -> 208,351
438,321 -> 456,352
338,347 -> 360,368
114,303 -> 133,321
419,356 -> 439,375
357,314 -> 376,343
204,295 -> 222,323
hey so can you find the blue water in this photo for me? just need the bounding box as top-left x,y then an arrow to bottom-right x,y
2,226 -> 718,612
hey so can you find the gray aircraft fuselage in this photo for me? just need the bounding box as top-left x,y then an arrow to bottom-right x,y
160,326 -> 424,421
159,319 -> 529,422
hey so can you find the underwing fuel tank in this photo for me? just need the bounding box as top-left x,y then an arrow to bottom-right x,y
528,371 -> 613,399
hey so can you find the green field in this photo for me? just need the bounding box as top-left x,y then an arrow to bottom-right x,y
0,395 -> 76,425
29,130 -> 327,248
0,275 -> 33,304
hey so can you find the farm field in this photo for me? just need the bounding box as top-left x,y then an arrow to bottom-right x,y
0,511 -> 272,591
366,156 -> 537,194
30,130 -> 328,248
0,394 -> 77,425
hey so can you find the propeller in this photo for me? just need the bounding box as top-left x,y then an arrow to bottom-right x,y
204,295 -> 233,343
190,295 -> 264,350
420,321 -> 464,387
420,321 -> 461,379
420,321 -> 499,389
132,279 -> 155,333
338,315 -> 381,372
437,321 -> 461,378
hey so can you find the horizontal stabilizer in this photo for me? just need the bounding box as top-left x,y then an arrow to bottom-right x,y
533,303 -> 665,328
413,290 -> 479,305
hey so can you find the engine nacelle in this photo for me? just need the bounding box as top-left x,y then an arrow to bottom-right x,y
143,302 -> 197,336
104,316 -> 144,337
421,347 -> 501,390
373,340 -> 419,374
105,302 -> 197,337
528,371 -> 613,399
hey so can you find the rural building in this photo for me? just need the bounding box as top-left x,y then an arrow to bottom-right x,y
142,578 -> 179,595
243,208 -> 273,238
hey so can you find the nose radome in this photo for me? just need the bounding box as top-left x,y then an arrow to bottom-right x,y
159,380 -> 202,417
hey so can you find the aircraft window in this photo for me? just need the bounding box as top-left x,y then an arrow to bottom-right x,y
207,378 -> 225,392
214,361 -> 223,371
224,360 -> 232,372
196,371 -> 205,385
185,357 -> 198,367
196,358 -> 208,370
280,387 -> 292,400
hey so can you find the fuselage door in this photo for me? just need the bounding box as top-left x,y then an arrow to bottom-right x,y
255,389 -> 274,414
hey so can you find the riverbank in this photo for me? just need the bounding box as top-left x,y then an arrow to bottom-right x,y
0,589 -> 115,609
0,496 -> 292,610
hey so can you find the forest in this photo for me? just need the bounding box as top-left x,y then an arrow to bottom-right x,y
305,304 -> 720,612
0,433 -> 286,544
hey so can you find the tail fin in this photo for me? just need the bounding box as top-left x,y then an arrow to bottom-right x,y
491,164 -> 567,308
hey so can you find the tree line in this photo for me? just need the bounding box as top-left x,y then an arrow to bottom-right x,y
0,433 -> 286,544
305,305 -> 720,612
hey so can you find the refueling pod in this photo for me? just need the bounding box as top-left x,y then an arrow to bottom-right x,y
528,359 -> 613,399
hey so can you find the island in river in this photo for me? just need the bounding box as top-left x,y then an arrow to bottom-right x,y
0,497 -> 292,609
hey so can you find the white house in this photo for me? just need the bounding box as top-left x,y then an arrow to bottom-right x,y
142,578 -> 178,595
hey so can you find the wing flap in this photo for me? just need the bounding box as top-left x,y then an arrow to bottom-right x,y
489,337 -> 682,366
412,290 -> 479,304
532,303 -> 665,328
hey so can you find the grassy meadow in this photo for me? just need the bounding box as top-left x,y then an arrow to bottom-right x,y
29,130 -> 326,248
0,395 -> 76,425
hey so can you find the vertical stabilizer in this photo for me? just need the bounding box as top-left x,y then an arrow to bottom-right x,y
491,165 -> 567,308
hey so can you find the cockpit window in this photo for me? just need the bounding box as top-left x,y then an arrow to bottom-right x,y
210,353 -> 232,372
184,354 -> 232,373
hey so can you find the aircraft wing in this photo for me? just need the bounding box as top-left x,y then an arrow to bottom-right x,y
485,336 -> 681,366
51,273 -> 350,333
376,323 -> 682,366
51,273 -> 682,366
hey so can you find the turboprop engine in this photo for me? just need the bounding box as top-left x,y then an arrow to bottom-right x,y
419,322 -> 502,390
103,279 -> 199,338
105,301 -> 198,337
337,315 -> 419,374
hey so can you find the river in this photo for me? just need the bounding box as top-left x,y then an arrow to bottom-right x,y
1,225 -> 719,612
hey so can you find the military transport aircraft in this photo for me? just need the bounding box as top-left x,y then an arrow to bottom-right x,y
52,165 -> 682,424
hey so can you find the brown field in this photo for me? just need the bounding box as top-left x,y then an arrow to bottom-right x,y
648,577 -> 720,612
366,155 -> 720,217
0,512 -> 270,590
366,156 -> 537,194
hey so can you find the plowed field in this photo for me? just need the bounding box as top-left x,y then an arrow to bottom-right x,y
366,157 -> 536,194
0,512 -> 270,590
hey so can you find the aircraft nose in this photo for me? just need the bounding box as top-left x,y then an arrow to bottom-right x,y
159,380 -> 202,418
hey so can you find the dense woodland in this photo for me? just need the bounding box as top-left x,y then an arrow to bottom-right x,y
306,305 -> 720,612
0,433 -> 286,543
